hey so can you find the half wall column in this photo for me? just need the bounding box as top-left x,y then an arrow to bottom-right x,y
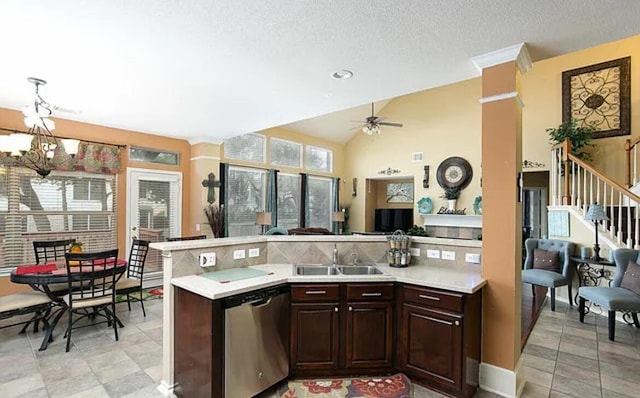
472,43 -> 531,397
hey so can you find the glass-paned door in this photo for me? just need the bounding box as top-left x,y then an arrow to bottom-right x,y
127,168 -> 181,274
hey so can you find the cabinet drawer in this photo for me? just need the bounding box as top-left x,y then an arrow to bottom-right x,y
403,285 -> 463,312
347,283 -> 394,301
291,284 -> 340,302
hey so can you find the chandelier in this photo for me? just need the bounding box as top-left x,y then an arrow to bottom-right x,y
0,77 -> 80,177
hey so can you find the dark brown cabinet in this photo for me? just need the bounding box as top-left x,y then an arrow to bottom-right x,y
397,284 -> 481,398
290,283 -> 394,376
291,302 -> 340,370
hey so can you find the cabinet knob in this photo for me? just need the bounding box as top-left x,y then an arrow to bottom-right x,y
349,306 -> 353,311
334,307 -> 339,312
454,320 -> 460,326
258,371 -> 264,379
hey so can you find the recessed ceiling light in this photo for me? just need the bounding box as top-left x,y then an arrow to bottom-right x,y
331,69 -> 353,80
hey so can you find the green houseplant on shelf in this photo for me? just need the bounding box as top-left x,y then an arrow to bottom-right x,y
440,187 -> 460,211
547,119 -> 596,162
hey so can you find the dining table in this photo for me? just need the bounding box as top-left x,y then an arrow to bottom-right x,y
10,259 -> 127,350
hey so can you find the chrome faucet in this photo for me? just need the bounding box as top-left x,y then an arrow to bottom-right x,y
332,244 -> 339,265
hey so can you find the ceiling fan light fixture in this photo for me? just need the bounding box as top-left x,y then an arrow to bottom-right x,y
331,69 -> 353,80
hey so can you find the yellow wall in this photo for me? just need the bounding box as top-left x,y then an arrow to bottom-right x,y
190,142 -> 222,236
522,34 -> 640,183
345,78 -> 483,231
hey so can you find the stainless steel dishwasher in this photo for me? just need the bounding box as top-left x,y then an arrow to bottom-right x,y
224,284 -> 289,398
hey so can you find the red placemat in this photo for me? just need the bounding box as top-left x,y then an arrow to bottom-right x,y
15,263 -> 57,275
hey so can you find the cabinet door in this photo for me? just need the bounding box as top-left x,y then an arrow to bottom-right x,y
345,301 -> 393,369
399,303 -> 462,390
290,303 -> 340,371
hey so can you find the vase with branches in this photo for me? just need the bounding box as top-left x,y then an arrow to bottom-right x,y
204,204 -> 224,238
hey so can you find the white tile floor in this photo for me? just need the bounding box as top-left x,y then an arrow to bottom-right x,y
2,295 -> 638,397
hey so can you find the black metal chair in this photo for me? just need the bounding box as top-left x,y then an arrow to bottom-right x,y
62,249 -> 122,352
166,235 -> 206,241
18,239 -> 77,334
116,240 -> 150,316
33,239 -> 76,264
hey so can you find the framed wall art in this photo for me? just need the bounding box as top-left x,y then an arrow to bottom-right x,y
562,57 -> 630,139
386,182 -> 414,203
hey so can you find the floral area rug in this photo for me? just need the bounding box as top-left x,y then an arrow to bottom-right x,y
278,373 -> 411,398
116,287 -> 163,303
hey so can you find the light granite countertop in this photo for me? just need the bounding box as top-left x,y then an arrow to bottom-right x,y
171,263 -> 486,300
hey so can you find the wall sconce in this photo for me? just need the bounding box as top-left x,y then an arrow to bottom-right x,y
423,165 -> 430,188
352,177 -> 357,197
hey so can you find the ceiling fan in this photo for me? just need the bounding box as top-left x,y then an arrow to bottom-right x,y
358,103 -> 403,136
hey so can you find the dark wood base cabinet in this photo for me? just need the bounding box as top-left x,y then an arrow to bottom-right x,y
174,287 -> 224,398
397,284 -> 482,398
290,283 -> 394,377
173,282 -> 482,398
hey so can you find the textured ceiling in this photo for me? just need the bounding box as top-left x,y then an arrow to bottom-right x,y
0,1 -> 639,143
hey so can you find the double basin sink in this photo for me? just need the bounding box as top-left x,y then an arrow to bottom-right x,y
295,264 -> 384,276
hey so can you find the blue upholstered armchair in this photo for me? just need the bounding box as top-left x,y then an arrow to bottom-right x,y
522,238 -> 576,311
579,248 -> 640,341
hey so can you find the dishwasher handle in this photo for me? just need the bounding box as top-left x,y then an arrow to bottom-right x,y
247,297 -> 272,307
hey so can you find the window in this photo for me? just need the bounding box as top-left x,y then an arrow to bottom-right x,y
305,145 -> 333,173
307,176 -> 333,229
226,166 -> 267,237
224,133 -> 266,163
130,147 -> 180,166
0,168 -> 117,268
277,173 -> 300,229
271,138 -> 302,168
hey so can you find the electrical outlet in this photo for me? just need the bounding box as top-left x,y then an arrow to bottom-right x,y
427,249 -> 440,259
465,253 -> 481,264
199,252 -> 216,267
195,223 -> 201,232
442,251 -> 455,260
233,249 -> 246,260
248,248 -> 260,258
409,248 -> 420,257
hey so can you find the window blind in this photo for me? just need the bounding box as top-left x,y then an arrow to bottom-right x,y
224,133 -> 266,163
306,175 -> 333,229
276,173 -> 300,229
225,165 -> 267,237
0,167 -> 117,268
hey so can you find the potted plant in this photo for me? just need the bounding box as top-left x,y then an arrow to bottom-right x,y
440,187 -> 460,210
547,119 -> 596,161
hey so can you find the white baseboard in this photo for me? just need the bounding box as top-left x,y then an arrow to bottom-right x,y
143,271 -> 164,289
479,358 -> 525,398
157,380 -> 177,397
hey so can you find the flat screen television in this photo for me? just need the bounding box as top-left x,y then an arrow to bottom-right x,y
374,208 -> 413,233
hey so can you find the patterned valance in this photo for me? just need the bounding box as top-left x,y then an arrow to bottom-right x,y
57,142 -> 122,174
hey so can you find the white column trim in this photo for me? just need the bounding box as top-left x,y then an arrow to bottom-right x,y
471,43 -> 532,74
157,380 -> 177,397
479,357 -> 526,397
479,92 -> 525,108
190,155 -> 221,161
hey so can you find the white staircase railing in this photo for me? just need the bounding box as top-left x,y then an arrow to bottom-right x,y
551,140 -> 640,249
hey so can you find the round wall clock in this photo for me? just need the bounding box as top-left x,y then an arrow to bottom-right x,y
436,156 -> 473,190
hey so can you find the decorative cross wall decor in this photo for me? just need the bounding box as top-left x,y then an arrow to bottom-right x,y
201,172 -> 221,205
562,57 -> 631,139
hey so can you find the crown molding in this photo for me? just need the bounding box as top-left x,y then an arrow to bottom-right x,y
471,43 -> 532,74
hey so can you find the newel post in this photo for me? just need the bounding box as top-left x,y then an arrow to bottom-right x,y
562,139 -> 572,205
